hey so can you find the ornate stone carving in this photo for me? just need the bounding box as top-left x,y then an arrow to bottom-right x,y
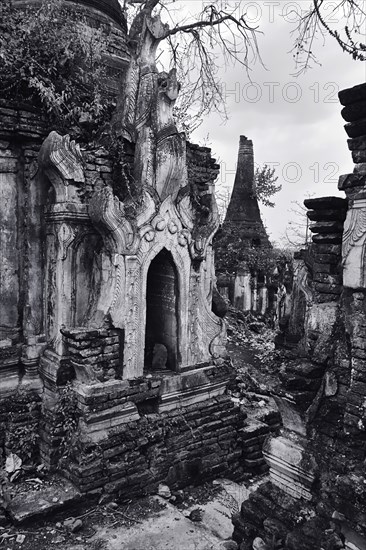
58,223 -> 75,261
89,182 -> 135,254
38,131 -> 85,202
155,69 -> 187,201
342,196 -> 366,288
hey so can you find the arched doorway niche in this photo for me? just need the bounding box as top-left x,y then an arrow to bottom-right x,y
144,248 -> 179,372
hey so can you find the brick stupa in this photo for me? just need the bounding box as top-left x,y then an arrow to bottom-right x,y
223,135 -> 270,248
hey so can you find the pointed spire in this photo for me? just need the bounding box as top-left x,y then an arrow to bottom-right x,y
223,136 -> 270,247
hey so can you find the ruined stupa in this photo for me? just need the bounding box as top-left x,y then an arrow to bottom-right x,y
215,136 -> 272,313
223,135 -> 270,248
233,82 -> 366,550
0,0 -> 256,505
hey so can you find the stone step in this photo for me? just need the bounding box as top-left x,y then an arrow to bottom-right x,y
6,476 -> 82,524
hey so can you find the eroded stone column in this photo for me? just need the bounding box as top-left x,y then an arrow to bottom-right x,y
21,152 -> 47,388
0,144 -> 20,393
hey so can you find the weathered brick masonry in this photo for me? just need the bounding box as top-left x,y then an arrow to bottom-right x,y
233,82 -> 366,550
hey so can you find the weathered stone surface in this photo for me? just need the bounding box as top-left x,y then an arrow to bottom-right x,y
339,82 -> 366,106
344,118 -> 366,139
304,197 -> 347,210
312,234 -> 343,245
152,343 -> 168,370
307,209 -> 347,222
234,81 -> 366,550
7,477 -> 81,524
341,101 -> 366,123
309,221 -> 344,234
351,149 -> 366,164
347,136 -> 366,151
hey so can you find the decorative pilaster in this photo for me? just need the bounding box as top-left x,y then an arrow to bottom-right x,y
37,131 -> 90,389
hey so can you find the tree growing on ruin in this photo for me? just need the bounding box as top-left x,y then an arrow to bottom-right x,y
122,0 -> 365,127
252,164 -> 282,208
0,0 -> 114,139
1,0 -> 364,137
216,164 -> 281,222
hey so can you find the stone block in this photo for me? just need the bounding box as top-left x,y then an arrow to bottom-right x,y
314,282 -> 342,294
354,163 -> 366,174
348,136 -> 366,151
341,101 -> 366,123
339,83 -> 366,106
239,420 -> 269,440
7,477 -> 81,523
345,118 -> 366,139
307,209 -> 347,222
352,150 -> 366,164
313,273 -> 342,285
312,234 -> 342,245
309,221 -> 344,234
313,244 -> 342,255
304,197 -> 347,210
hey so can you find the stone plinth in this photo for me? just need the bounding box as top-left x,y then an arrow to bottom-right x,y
263,435 -> 318,500
61,378 -> 247,495
158,363 -> 233,412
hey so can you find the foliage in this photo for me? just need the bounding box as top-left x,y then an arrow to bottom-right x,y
214,222 -> 293,280
3,389 -> 41,465
0,0 -> 115,140
252,164 -> 282,208
6,424 -> 39,464
57,383 -> 80,463
216,164 -> 281,223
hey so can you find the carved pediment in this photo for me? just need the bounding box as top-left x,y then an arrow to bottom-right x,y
89,182 -> 135,254
39,131 -> 85,203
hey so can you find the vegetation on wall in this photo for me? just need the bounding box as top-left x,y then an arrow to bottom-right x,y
56,383 -> 80,464
214,223 -> 293,283
0,389 -> 41,466
0,0 -> 114,140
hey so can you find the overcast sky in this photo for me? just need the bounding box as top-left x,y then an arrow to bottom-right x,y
176,1 -> 366,245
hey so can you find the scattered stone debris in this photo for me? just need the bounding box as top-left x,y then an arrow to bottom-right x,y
157,484 -> 171,499
187,508 -> 204,522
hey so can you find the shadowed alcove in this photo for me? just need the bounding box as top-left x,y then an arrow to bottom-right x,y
144,248 -> 179,372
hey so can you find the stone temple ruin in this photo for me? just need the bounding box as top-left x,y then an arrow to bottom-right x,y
233,82 -> 366,550
216,136 -> 271,315
1,1 -> 366,549
215,136 -> 291,321
1,0 -> 272,509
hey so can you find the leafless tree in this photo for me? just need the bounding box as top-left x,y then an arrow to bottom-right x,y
283,200 -> 311,250
122,0 -> 365,127
291,0 -> 366,74
122,0 -> 262,131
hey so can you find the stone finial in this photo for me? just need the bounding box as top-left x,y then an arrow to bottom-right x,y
38,131 -> 85,203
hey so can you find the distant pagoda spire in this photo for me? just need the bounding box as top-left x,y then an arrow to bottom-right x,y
223,135 -> 270,248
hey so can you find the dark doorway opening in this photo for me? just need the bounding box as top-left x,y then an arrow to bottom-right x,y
144,249 -> 179,371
